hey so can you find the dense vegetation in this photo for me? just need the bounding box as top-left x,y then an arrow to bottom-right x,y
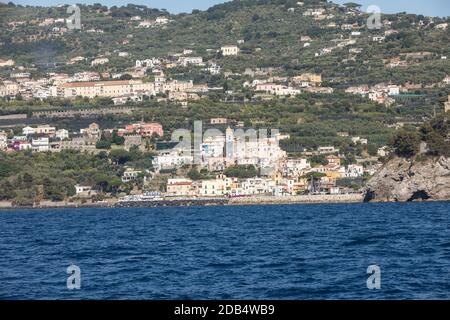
0,149 -> 155,204
0,0 -> 449,204
0,0 -> 448,84
389,115 -> 450,158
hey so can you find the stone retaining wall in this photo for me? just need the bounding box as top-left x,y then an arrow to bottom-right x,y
229,194 -> 364,205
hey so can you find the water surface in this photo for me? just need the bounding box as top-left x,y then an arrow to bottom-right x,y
0,202 -> 449,299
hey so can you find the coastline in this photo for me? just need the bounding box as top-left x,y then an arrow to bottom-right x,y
2,194 -> 448,211
0,194 -> 364,210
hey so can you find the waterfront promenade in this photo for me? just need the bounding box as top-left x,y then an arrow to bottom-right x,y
0,194 -> 364,210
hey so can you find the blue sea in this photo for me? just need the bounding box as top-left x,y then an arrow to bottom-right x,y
0,202 -> 449,300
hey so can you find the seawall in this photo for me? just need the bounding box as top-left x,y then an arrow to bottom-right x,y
229,194 -> 364,205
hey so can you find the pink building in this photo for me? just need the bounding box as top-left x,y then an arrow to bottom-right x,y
122,122 -> 164,138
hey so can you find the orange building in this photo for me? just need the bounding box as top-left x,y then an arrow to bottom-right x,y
122,122 -> 164,137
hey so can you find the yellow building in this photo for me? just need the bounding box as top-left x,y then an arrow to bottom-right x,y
221,45 -> 240,56
58,80 -> 154,98
293,73 -> 322,84
35,125 -> 56,136
325,171 -> 342,181
166,179 -> 195,197
0,81 -> 19,97
326,155 -> 341,166
199,175 -> 233,197
293,178 -> 308,195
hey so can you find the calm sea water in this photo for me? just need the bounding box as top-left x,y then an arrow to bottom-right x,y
0,202 -> 449,300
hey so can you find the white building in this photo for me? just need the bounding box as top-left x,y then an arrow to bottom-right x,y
377,146 -> 389,157
75,185 -> 98,196
55,129 -> 69,140
201,135 -> 225,159
388,85 -> 400,96
435,23 -> 448,30
91,57 -> 109,66
318,146 -> 339,154
22,126 -> 36,136
225,127 -> 287,175
345,164 -> 364,178
0,59 -> 15,67
153,150 -> 193,171
179,57 -> 203,67
207,63 -> 221,75
31,137 -> 50,152
199,175 -> 232,197
0,131 -> 7,149
122,168 -> 142,183
221,45 -> 240,56
71,72 -> 100,82
281,159 -> 311,177
351,136 -> 368,145
156,16 -> 170,25
238,177 -> 276,196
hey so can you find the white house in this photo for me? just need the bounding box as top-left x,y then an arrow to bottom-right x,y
345,164 -> 364,178
0,59 -> 15,67
373,36 -> 385,42
281,158 -> 311,177
0,131 -> 7,149
207,63 -> 221,75
351,136 -> 368,145
221,45 -> 240,56
156,16 -> 169,25
239,177 -> 276,196
152,150 -> 193,171
91,57 -> 109,66
179,57 -> 203,67
388,85 -> 400,96
75,185 -> 98,196
23,126 -> 36,136
31,137 -> 50,152
122,168 -> 142,183
435,23 -> 448,30
318,146 -> 339,154
55,129 -> 69,140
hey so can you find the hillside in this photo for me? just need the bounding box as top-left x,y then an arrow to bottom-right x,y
0,0 -> 449,85
364,156 -> 450,202
0,0 -> 449,205
0,1 -> 449,153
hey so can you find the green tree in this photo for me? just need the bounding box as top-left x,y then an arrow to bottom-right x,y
112,132 -> 125,145
187,168 -> 203,180
367,144 -> 379,157
96,140 -> 112,149
109,149 -> 131,165
224,165 -> 257,178
389,130 -> 420,158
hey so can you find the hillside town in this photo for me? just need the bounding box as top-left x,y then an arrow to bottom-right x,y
0,0 -> 449,207
0,115 -> 386,204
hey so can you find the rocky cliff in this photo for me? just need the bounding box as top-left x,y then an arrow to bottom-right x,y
364,156 -> 450,202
